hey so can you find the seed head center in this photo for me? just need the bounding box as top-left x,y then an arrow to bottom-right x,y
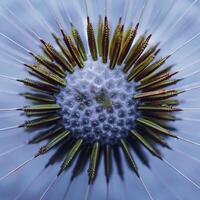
56,57 -> 137,144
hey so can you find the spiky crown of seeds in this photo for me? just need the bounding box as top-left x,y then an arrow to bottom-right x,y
17,14 -> 183,183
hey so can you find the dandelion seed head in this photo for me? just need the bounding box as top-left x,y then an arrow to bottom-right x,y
57,56 -> 136,144
1,0 -> 200,199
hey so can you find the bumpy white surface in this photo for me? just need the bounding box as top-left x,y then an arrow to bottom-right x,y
56,57 -> 137,144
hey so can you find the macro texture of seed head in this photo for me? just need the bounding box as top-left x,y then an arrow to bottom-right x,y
1,0 -> 200,200
57,57 -> 136,144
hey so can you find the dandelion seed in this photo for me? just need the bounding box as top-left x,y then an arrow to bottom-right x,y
0,0 -> 200,199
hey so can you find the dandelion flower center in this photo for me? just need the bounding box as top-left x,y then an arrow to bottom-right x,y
57,57 -> 136,144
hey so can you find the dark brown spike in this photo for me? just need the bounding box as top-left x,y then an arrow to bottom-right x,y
144,79 -> 181,91
136,118 -> 177,138
142,127 -> 172,149
52,33 -> 76,66
36,130 -> 70,156
137,105 -> 182,112
141,93 -> 182,101
124,34 -> 152,73
88,142 -> 100,184
24,64 -> 66,87
131,49 -> 160,74
130,130 -> 162,159
137,72 -> 178,90
135,43 -> 159,67
117,23 -> 139,65
23,110 -> 59,117
32,54 -> 65,78
61,30 -> 84,68
45,140 -> 73,168
128,141 -> 150,168
40,39 -> 74,73
140,65 -> 174,83
71,24 -> 87,61
71,147 -> 90,180
127,49 -> 160,81
122,26 -> 132,45
123,34 -> 145,70
109,25 -> 123,69
27,71 -> 51,84
120,139 -> 139,177
104,144 -> 112,183
143,99 -> 180,106
109,17 -> 122,60
113,146 -> 124,180
24,110 -> 60,117
142,111 -> 178,121
28,126 -> 64,144
22,93 -> 56,103
136,55 -> 171,81
87,17 -> 98,61
18,79 -> 60,94
102,16 -> 110,63
134,89 -> 184,100
23,115 -> 61,129
58,139 -> 83,176
97,16 -> 103,57
42,46 -> 54,61
22,104 -> 61,113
